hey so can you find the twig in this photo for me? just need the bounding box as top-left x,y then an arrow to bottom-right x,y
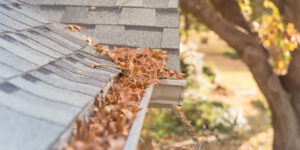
118,0 -> 132,11
91,63 -> 125,69
172,105 -> 202,149
167,134 -> 228,149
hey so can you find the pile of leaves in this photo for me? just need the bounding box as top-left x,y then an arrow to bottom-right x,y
64,40 -> 183,150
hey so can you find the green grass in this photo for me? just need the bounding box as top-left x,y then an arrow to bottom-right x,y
221,51 -> 240,59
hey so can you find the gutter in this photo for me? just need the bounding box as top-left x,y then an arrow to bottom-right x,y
123,85 -> 154,150
123,79 -> 186,150
149,79 -> 186,108
49,78 -> 115,150
50,79 -> 185,150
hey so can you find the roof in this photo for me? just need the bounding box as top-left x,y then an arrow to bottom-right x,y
0,0 -> 180,149
0,1 -> 120,149
20,0 -> 180,70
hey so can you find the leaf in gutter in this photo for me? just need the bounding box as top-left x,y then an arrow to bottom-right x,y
65,39 -> 184,150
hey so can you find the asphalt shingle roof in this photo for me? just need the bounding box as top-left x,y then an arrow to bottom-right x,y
0,1 -> 120,149
20,0 -> 180,70
0,0 -> 179,149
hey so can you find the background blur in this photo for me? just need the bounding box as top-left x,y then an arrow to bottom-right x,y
138,8 -> 272,150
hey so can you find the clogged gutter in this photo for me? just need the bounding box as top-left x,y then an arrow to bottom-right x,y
63,27 -> 183,150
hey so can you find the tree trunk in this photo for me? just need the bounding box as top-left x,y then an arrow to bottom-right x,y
179,0 -> 300,149
241,45 -> 300,150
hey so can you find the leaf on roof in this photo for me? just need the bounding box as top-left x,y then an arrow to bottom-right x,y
65,24 -> 84,32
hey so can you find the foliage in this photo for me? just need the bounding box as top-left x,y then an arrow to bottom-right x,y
139,42 -> 245,149
139,101 -> 241,149
251,97 -> 271,115
180,0 -> 300,148
180,8 -> 209,43
239,0 -> 300,74
221,51 -> 240,59
180,42 -> 213,98
184,101 -> 241,132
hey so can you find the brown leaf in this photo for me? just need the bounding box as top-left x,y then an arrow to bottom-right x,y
65,24 -> 84,32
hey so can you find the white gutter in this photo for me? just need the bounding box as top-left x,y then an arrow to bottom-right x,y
149,79 -> 186,108
123,85 -> 154,150
123,79 -> 186,150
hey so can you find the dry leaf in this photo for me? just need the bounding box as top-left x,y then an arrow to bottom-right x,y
65,24 -> 84,32
65,39 -> 183,150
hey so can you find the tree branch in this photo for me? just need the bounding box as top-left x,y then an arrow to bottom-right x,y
270,0 -> 283,12
179,0 -> 253,56
210,0 -> 251,32
283,47 -> 300,114
180,0 -> 300,139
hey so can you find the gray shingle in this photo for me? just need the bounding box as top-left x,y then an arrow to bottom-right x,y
78,50 -> 116,65
37,6 -> 65,22
55,0 -> 90,6
94,25 -> 163,48
0,90 -> 80,125
166,59 -> 180,71
19,0 -> 56,5
156,9 -> 178,27
4,0 -> 19,3
0,35 -> 55,65
87,7 -> 118,25
54,59 -> 112,80
36,27 -> 82,50
44,64 -> 105,87
47,25 -> 87,47
0,6 -> 43,27
70,53 -> 120,74
61,6 -> 89,24
0,1 -> 9,4
31,69 -> 100,95
118,8 -> 156,26
164,49 -> 180,70
124,26 -> 163,48
161,28 -> 179,49
0,46 -> 38,72
76,25 -> 96,37
89,0 -> 117,6
10,33 -> 63,58
94,25 -> 124,45
10,5 -> 48,23
23,29 -> 73,55
168,0 -> 178,8
54,0 -> 117,6
9,76 -> 92,107
0,106 -> 64,150
0,23 -> 15,33
144,0 -> 169,8
0,2 -> 124,150
79,44 -> 111,58
0,82 -> 19,93
116,0 -> 143,7
0,63 -> 21,79
0,13 -> 30,30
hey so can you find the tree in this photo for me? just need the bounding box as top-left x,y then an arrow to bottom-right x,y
180,0 -> 300,150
